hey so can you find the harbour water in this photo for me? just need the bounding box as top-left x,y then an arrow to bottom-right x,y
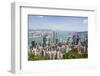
28,31 -> 72,45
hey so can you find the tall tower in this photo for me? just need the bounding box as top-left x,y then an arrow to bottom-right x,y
43,34 -> 47,47
53,31 -> 57,43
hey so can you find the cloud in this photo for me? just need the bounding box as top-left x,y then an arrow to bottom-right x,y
48,24 -> 68,31
83,19 -> 88,24
38,16 -> 44,18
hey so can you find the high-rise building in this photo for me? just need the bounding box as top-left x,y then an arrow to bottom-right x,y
53,31 -> 57,43
31,40 -> 35,48
43,34 -> 47,47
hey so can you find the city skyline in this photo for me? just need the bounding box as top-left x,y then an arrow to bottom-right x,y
28,15 -> 88,32
28,15 -> 88,60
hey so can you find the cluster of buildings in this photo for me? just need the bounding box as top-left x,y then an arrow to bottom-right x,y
28,30 -> 88,59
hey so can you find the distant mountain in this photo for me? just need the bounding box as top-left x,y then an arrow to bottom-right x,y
29,29 -> 52,32
29,29 -> 88,34
76,31 -> 88,33
76,31 -> 88,34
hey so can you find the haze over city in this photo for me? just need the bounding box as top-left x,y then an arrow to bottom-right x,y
28,15 -> 88,32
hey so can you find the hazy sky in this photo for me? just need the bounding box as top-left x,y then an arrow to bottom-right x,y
28,15 -> 88,32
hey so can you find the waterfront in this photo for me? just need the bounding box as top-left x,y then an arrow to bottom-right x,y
28,30 -> 88,60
